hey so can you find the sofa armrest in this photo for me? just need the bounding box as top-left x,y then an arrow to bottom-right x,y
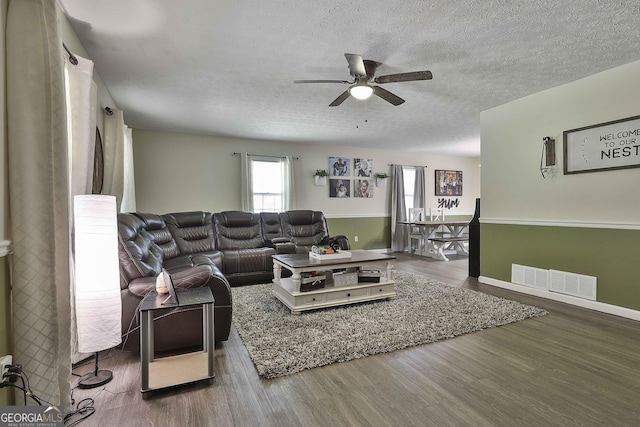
265,237 -> 296,254
321,235 -> 351,251
123,264 -> 232,348
271,237 -> 292,244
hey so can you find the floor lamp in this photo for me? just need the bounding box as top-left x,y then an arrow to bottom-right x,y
74,195 -> 122,388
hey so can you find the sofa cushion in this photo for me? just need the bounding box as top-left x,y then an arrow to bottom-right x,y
259,212 -> 282,241
220,247 -> 276,275
191,251 -> 223,269
117,213 -> 163,287
214,211 -> 265,250
162,254 -> 195,272
163,211 -> 216,254
280,210 -> 329,248
134,212 -> 180,259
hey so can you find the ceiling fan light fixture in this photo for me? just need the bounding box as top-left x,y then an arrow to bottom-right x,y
349,84 -> 374,100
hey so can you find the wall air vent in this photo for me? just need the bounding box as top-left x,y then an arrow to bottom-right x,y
511,264 -> 549,291
549,269 -> 597,301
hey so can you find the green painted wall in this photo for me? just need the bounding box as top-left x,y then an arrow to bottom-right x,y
326,217 -> 391,250
481,223 -> 640,311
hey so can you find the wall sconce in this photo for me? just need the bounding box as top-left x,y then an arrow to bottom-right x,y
540,137 -> 556,178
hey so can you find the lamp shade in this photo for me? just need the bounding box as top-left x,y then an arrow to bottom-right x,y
349,84 -> 374,100
74,195 -> 122,353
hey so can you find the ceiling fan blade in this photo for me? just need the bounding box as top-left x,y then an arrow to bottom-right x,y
374,70 -> 433,84
344,53 -> 367,77
294,79 -> 351,84
363,60 -> 378,80
329,90 -> 351,107
373,86 -> 405,106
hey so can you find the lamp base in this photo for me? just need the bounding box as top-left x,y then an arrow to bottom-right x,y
77,369 -> 113,389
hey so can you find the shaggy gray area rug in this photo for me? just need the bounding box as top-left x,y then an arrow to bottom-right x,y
231,270 -> 547,379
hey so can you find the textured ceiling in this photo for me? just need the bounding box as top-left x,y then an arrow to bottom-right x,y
60,0 -> 640,157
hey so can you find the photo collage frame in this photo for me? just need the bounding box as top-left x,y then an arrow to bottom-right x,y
328,157 -> 374,198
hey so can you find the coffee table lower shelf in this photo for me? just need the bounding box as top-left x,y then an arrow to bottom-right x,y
273,278 -> 395,314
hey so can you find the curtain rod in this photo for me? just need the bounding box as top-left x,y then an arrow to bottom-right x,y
388,164 -> 427,167
233,152 -> 299,160
62,42 -> 78,65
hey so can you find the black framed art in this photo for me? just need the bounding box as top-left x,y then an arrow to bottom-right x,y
435,170 -> 462,196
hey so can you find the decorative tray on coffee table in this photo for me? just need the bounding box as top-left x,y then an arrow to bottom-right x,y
308,245 -> 352,260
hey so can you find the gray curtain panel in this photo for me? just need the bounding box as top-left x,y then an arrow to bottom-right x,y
391,165 -> 407,252
6,0 -> 71,409
413,166 -> 425,210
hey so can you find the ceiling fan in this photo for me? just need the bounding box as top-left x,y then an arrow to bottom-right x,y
294,53 -> 433,107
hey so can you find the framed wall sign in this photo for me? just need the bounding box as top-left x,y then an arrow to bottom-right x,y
563,115 -> 640,174
435,170 -> 462,196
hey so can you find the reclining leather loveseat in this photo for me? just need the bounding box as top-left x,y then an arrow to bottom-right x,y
117,209 -> 349,352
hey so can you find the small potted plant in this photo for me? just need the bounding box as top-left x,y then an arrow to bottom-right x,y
374,172 -> 389,187
314,169 -> 328,186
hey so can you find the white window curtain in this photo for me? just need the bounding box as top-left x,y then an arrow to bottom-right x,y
240,152 -> 253,212
103,108 -> 136,212
6,0 -> 71,409
64,51 -> 98,364
391,165 -> 408,252
121,125 -> 136,212
65,56 -> 97,198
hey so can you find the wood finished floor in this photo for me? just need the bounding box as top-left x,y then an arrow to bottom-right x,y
71,253 -> 640,426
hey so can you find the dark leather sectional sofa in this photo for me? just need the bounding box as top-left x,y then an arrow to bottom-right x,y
117,209 -> 350,352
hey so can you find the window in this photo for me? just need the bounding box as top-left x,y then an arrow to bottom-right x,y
403,166 -> 416,217
251,157 -> 286,213
241,153 -> 295,213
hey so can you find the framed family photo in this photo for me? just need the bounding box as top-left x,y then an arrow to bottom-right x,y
435,170 -> 463,196
353,158 -> 373,177
329,157 -> 350,176
354,179 -> 373,198
329,178 -> 350,198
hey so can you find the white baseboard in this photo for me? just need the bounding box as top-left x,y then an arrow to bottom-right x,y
368,248 -> 392,253
479,275 -> 640,322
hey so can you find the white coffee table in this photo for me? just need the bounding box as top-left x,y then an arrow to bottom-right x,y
272,250 -> 396,314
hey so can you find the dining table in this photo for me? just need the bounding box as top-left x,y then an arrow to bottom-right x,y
398,220 -> 470,260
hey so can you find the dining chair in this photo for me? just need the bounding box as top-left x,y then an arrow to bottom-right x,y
430,208 -> 447,237
408,208 -> 425,255
429,208 -> 445,221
